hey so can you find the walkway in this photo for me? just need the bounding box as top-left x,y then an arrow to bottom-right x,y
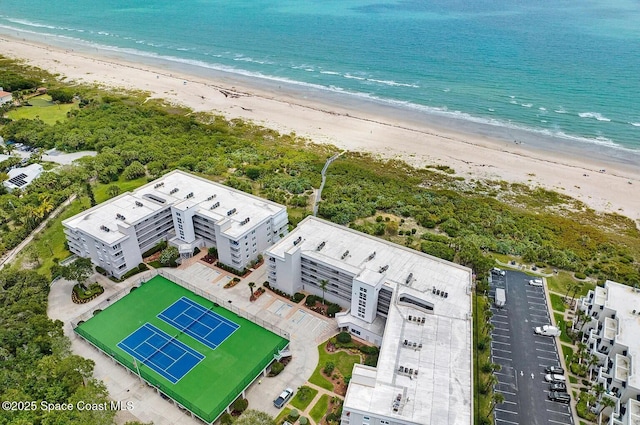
313,151 -> 344,216
0,194 -> 75,270
296,381 -> 344,425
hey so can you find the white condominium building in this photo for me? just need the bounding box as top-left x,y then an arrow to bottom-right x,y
577,280 -> 640,424
63,170 -> 288,279
264,216 -> 474,425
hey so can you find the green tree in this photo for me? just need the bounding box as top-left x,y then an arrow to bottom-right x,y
107,184 -> 121,198
122,161 -> 146,180
159,246 -> 179,266
49,88 -> 75,103
234,410 -> 276,425
61,257 -> 93,289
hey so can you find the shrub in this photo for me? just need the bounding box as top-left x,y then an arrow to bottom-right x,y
231,397 -> 248,413
95,265 -> 107,275
305,295 -> 320,306
288,410 -> 300,421
336,332 -> 352,344
359,345 -> 379,355
327,304 -> 341,317
142,240 -> 167,258
293,292 -> 306,303
220,413 -> 233,425
208,246 -> 218,257
138,262 -> 148,271
270,361 -> 284,376
575,272 -> 587,280
324,362 -> 335,375
159,246 -> 179,266
299,417 -> 308,425
193,247 -> 200,255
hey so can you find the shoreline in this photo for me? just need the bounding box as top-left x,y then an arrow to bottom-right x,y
1,33 -> 639,224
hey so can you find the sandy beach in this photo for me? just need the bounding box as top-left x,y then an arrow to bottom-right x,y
1,35 -> 639,225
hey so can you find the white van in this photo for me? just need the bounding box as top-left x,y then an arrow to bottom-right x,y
495,288 -> 506,308
535,325 -> 561,337
545,373 -> 566,383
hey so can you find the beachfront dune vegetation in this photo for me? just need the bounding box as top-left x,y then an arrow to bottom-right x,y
1,56 -> 640,287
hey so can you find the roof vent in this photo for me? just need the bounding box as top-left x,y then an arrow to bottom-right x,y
379,264 -> 389,273
170,188 -> 179,194
240,217 -> 250,225
293,236 -> 302,246
210,201 -> 220,209
341,250 -> 350,260
135,201 -> 143,207
185,192 -> 194,199
406,273 -> 413,284
100,225 -> 110,232
116,213 -> 126,221
317,241 -> 326,251
227,208 -> 237,216
368,251 -> 376,261
207,194 -> 217,201
154,182 -> 164,189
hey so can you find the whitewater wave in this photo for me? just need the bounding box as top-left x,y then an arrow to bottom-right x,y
521,103 -> 533,108
554,108 -> 567,114
630,122 -> 640,127
5,17 -> 86,33
538,107 -> 546,111
579,112 -> 611,122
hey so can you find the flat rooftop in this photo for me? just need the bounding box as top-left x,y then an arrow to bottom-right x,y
269,216 -> 473,320
604,280 -> 640,390
63,170 -> 287,244
272,217 -> 473,424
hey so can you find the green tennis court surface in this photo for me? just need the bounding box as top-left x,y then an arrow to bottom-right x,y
75,275 -> 289,423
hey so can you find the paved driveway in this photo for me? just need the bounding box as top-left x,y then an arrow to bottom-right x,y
489,271 -> 573,425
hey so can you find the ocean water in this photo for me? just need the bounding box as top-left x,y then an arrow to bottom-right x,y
1,0 -> 640,159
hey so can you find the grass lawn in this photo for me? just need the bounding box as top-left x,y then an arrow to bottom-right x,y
290,386 -> 318,411
94,176 -> 149,203
309,342 -> 361,390
275,407 -> 292,424
546,272 -> 594,298
549,293 -> 566,313
75,275 -> 288,423
7,95 -> 77,125
554,312 -> 572,344
561,344 -> 575,362
309,394 -> 330,424
569,375 -> 578,384
14,196 -> 87,276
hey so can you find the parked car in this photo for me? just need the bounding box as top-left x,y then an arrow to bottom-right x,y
548,391 -> 571,404
549,382 -> 567,392
273,388 -> 294,408
491,267 -> 506,276
545,374 -> 566,383
529,278 -> 543,287
545,366 -> 565,374
535,325 -> 561,337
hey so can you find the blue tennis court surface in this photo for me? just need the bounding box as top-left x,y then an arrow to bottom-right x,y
158,297 -> 239,350
117,323 -> 204,384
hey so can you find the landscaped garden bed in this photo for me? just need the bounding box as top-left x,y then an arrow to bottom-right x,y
72,282 -> 104,304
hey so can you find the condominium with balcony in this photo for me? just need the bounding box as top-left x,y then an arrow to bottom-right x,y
577,280 -> 640,423
63,170 -> 288,279
264,216 -> 474,425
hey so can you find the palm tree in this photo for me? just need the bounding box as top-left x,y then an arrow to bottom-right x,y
483,374 -> 498,394
569,282 -> 584,305
598,396 -> 616,417
486,392 -> 505,419
248,281 -> 255,298
319,279 -> 328,305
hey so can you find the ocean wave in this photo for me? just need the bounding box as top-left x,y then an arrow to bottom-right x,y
630,122 -> 640,127
319,70 -> 341,75
521,103 -> 533,108
538,107 -> 546,111
5,17 -> 86,33
579,112 -> 611,122
344,74 -> 366,81
554,108 -> 567,114
233,55 -> 273,65
365,78 -> 419,88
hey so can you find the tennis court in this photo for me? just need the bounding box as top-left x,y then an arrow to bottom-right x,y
117,323 -> 204,384
157,296 -> 239,350
74,275 -> 289,423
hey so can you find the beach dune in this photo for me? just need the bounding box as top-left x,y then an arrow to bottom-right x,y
1,35 -> 638,225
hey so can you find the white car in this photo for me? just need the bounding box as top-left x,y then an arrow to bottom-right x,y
273,388 -> 294,408
529,278 -> 543,287
545,374 -> 566,383
535,325 -> 561,337
491,267 -> 506,276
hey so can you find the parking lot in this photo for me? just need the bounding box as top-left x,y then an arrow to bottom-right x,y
489,270 -> 574,425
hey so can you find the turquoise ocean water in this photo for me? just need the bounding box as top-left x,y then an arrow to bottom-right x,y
1,0 -> 639,163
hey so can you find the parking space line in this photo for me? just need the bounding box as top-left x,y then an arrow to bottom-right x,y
492,340 -> 511,346
534,340 -> 555,346
493,334 -> 511,339
496,408 -> 518,415
538,356 -> 559,362
502,400 -> 517,405
492,319 -> 510,325
493,326 -> 510,331
494,372 -> 513,377
536,348 -> 558,354
493,355 -> 512,361
492,348 -> 513,354
548,420 -> 571,425
495,419 -> 519,425
495,389 -> 516,396
546,408 -> 571,416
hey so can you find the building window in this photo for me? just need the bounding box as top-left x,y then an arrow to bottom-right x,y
359,300 -> 366,307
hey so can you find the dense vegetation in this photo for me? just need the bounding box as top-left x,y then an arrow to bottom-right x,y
2,55 -> 640,424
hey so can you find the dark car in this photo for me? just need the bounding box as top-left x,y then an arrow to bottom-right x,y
549,382 -> 567,392
549,391 -> 571,404
545,366 -> 565,375
273,388 -> 294,408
